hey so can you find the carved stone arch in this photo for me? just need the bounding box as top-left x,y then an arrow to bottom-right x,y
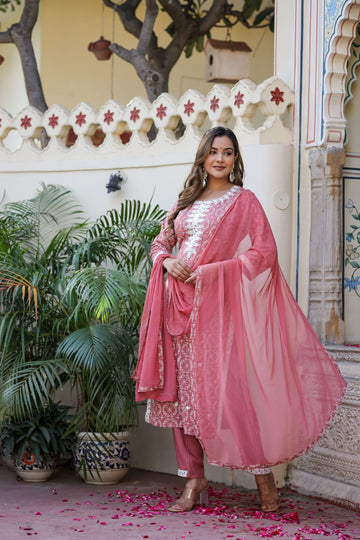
344,24 -> 360,110
308,2 -> 360,344
323,1 -> 360,145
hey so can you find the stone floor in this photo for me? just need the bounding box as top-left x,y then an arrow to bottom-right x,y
0,463 -> 360,539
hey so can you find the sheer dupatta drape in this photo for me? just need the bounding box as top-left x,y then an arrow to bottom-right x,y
133,189 -> 346,469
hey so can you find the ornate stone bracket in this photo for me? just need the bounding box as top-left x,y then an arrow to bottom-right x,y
308,146 -> 345,344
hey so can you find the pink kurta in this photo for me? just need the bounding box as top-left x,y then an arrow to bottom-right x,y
133,187 -> 346,470
146,186 -> 242,434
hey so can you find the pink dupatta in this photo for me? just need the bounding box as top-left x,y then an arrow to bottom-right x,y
133,189 -> 346,469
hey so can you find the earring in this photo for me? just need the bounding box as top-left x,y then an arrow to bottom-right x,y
202,166 -> 208,186
229,169 -> 235,183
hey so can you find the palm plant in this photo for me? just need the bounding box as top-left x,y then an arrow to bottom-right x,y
0,183 -> 86,421
0,184 -> 166,440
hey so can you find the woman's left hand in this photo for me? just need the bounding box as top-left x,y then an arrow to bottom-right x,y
185,271 -> 197,286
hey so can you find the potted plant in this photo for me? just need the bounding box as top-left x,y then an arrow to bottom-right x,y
0,184 -> 166,484
57,200 -> 166,483
0,400 -> 74,482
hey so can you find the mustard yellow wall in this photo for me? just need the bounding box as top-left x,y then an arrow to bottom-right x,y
39,0 -> 274,109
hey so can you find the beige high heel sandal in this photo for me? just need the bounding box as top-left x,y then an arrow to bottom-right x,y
255,472 -> 280,512
168,478 -> 208,512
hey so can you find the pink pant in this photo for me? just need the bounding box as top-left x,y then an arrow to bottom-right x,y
173,428 -> 271,478
173,428 -> 205,478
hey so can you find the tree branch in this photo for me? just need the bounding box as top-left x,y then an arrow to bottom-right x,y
137,0 -> 158,56
8,0 -> 47,112
0,29 -> 12,43
197,0 -> 230,35
19,0 -> 40,33
157,0 -> 187,27
103,0 -> 144,41
109,42 -> 134,64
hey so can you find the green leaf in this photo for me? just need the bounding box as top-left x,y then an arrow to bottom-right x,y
184,39 -> 196,58
350,261 -> 360,268
195,35 -> 205,53
243,0 -> 263,19
165,21 -> 175,37
269,14 -> 274,32
253,7 -> 274,26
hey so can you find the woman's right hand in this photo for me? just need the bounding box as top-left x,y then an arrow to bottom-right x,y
163,257 -> 192,282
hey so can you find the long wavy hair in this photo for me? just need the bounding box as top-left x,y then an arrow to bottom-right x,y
165,126 -> 244,235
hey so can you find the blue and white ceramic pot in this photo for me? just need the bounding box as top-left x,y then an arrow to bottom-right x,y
15,451 -> 55,482
74,431 -> 131,485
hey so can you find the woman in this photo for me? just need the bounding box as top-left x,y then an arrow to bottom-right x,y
133,126 -> 346,513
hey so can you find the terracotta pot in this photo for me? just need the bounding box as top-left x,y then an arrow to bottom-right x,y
88,36 -> 112,61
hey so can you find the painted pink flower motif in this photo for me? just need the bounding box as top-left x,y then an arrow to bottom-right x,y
234,91 -> 244,108
130,107 -> 140,122
20,115 -> 32,129
48,114 -> 59,128
270,87 -> 284,106
183,100 -> 195,116
104,109 -> 114,125
210,96 -> 220,112
156,104 -> 167,120
75,112 -> 87,127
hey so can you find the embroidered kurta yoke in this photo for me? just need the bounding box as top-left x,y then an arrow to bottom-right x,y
133,187 -> 346,470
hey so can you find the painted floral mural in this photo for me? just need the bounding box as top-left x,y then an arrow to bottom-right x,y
344,198 -> 360,295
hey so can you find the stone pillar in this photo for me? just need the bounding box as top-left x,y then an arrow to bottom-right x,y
308,146 -> 345,344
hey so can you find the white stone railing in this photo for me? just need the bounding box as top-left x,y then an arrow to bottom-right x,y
0,76 -> 293,153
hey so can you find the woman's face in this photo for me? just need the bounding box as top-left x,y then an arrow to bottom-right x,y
203,135 -> 237,182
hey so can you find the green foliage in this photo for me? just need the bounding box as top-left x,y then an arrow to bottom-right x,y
164,0 -> 274,58
0,400 -> 74,464
0,0 -> 21,13
0,184 -> 166,436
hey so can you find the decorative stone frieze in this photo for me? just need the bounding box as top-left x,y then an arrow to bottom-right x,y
0,77 -> 294,153
288,345 -> 360,507
96,100 -> 125,135
0,107 -> 13,143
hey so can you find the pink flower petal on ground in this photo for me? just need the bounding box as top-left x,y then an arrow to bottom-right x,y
73,518 -> 81,521
34,512 -> 42,515
62,499 -> 68,502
